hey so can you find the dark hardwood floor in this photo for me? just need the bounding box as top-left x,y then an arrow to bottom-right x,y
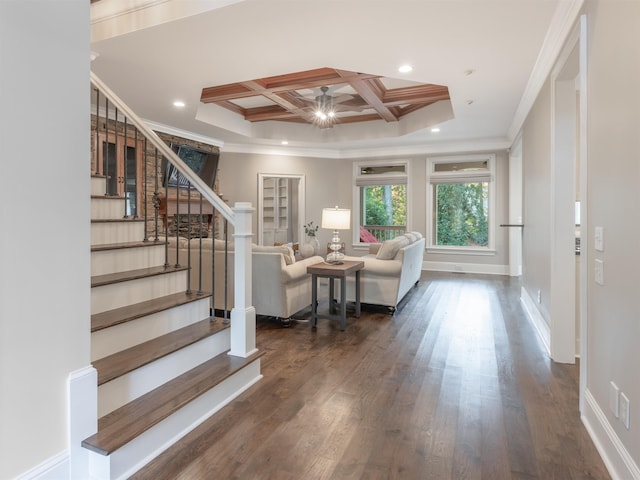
131,272 -> 610,480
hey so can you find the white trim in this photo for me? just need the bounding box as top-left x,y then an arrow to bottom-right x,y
508,133 -> 523,277
14,451 -> 68,480
520,286 -> 551,356
422,261 -> 508,276
68,366 -> 98,480
145,119 -> 225,148
508,0 -> 585,141
582,389 -> 640,479
426,247 -> 495,256
578,13 -> 589,414
426,153 -> 496,252
352,158 -> 411,247
222,137 -> 510,160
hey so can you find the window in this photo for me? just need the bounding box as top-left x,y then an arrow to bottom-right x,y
427,154 -> 496,253
97,131 -> 144,217
353,160 -> 409,245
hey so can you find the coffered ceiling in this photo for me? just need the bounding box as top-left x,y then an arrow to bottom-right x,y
89,0 -> 576,156
200,67 -> 451,127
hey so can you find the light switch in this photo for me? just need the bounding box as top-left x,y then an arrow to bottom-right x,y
595,259 -> 604,285
595,226 -> 604,251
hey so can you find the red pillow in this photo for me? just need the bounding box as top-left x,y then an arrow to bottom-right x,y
360,226 -> 379,243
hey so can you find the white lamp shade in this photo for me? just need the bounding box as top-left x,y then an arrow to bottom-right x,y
322,207 -> 351,230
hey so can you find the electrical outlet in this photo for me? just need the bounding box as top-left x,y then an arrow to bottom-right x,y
620,392 -> 630,429
610,382 -> 620,417
595,259 -> 604,286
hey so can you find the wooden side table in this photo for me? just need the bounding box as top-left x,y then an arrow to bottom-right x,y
307,260 -> 364,331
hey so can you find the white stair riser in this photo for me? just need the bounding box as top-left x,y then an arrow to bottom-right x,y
91,197 -> 126,220
88,359 -> 262,480
91,270 -> 187,315
91,298 -> 211,360
98,329 -> 231,417
91,244 -> 166,276
92,221 -> 145,245
91,176 -> 106,196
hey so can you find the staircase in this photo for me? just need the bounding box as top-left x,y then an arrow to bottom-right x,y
81,175 -> 263,479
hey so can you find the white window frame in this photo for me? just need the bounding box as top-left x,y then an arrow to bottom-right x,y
426,153 -> 496,255
352,158 -> 411,249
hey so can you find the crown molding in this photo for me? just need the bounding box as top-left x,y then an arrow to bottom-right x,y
222,137 -> 510,160
507,0 -> 584,142
145,120 -> 225,148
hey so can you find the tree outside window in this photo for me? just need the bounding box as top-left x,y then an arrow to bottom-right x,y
354,160 -> 409,244
435,182 -> 488,246
427,154 -> 495,252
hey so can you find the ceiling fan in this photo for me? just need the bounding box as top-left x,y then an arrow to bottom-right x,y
294,86 -> 366,127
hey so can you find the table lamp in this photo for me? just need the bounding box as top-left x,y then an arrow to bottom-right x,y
322,206 -> 351,264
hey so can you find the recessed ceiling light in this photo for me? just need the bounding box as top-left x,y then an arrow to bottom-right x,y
281,140 -> 289,145
398,65 -> 413,73
431,127 -> 440,133
173,100 -> 186,108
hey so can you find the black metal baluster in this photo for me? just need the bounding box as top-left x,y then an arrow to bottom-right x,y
162,151 -> 169,268
104,98 -> 109,196
223,219 -> 229,324
211,215 -> 216,318
123,117 -> 128,218
198,193 -> 203,296
174,172 -> 180,268
153,145 -> 159,242
94,89 -> 100,175
186,183 -> 192,294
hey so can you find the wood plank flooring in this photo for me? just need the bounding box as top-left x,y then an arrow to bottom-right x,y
131,272 -> 610,480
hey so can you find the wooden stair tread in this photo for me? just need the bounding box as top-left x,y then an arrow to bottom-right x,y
82,349 -> 264,456
94,319 -> 227,385
92,265 -> 188,288
91,240 -> 165,252
92,290 -> 212,332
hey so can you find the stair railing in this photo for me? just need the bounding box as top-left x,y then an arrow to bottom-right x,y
90,71 -> 256,358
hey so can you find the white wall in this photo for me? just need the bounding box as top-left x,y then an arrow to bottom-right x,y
0,1 -> 90,478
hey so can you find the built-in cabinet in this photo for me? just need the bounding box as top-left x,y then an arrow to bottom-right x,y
262,177 -> 290,245
258,173 -> 305,246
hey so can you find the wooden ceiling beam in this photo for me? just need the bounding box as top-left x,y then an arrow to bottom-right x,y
338,72 -> 398,122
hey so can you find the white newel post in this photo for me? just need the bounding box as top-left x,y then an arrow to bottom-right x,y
229,202 -> 257,357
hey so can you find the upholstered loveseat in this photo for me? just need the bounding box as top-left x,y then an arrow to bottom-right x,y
342,232 -> 425,311
168,238 -> 323,325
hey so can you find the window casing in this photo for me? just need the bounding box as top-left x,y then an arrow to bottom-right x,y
352,159 -> 410,246
426,154 -> 496,254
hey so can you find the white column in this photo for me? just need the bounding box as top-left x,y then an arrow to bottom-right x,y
229,202 -> 257,357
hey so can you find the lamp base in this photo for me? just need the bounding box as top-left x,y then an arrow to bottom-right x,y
326,251 -> 345,264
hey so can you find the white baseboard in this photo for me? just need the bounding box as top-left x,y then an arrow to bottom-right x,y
583,389 -> 640,479
520,286 -> 551,356
14,450 -> 68,480
422,261 -> 509,275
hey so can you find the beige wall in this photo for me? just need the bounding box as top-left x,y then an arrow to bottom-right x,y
0,1 -> 90,477
583,0 -> 640,466
522,77 -> 553,324
219,149 -> 509,268
519,1 -> 640,473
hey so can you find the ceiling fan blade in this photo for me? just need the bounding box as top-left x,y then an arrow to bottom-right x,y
332,94 -> 354,104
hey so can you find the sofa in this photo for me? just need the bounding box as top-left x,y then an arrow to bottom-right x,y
167,237 -> 323,324
342,232 -> 425,311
